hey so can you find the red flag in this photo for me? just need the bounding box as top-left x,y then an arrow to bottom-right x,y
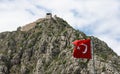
72,39 -> 92,59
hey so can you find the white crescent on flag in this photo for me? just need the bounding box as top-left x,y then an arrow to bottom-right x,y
77,43 -> 88,54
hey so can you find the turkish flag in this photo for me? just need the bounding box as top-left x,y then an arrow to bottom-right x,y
72,39 -> 92,59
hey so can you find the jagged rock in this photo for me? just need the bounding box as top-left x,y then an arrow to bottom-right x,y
21,65 -> 29,74
0,14 -> 120,74
0,65 -> 8,74
34,59 -> 45,74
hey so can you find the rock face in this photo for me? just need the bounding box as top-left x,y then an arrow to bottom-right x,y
0,14 -> 120,74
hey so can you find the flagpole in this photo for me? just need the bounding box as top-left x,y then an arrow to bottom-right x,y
91,37 -> 96,74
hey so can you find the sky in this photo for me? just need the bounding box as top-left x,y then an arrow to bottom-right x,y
0,0 -> 120,55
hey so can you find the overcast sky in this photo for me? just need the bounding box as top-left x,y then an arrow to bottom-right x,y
0,0 -> 120,55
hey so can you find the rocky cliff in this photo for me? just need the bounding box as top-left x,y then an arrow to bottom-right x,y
0,14 -> 120,74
